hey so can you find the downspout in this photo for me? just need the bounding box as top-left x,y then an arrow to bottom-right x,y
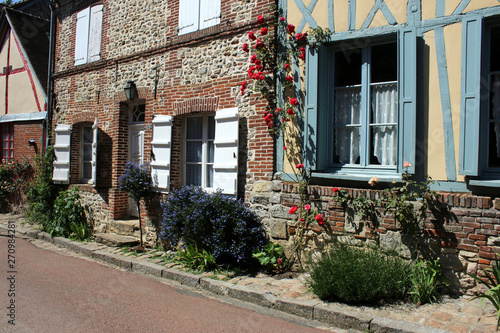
44,0 -> 54,154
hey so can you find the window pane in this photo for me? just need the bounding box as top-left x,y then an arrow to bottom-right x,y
186,117 -> 203,139
370,126 -> 397,165
208,116 -> 215,139
333,127 -> 360,164
371,42 -> 397,83
334,86 -> 361,125
491,26 -> 500,73
206,165 -> 213,188
371,83 -> 398,124
186,141 -> 202,162
489,122 -> 500,168
131,104 -> 145,123
207,141 -> 214,163
83,162 -> 92,179
83,126 -> 93,143
335,49 -> 361,87
83,145 -> 92,161
186,164 -> 201,186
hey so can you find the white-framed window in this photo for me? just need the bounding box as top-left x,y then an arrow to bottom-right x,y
184,114 -> 215,189
1,123 -> 13,161
81,125 -> 93,182
74,5 -> 103,66
178,0 -> 221,35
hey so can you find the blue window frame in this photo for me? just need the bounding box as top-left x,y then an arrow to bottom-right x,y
304,28 -> 417,180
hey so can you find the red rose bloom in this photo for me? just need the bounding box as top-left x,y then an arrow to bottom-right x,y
285,76 -> 293,82
289,206 -> 298,215
280,16 -> 286,22
305,204 -> 311,210
276,108 -> 281,112
287,109 -> 294,115
333,187 -> 339,193
289,97 -> 299,106
296,163 -> 304,169
284,63 -> 290,70
295,33 -> 308,41
287,24 -> 295,34
250,55 -> 257,63
299,47 -> 306,60
248,31 -> 256,41
315,214 -> 325,225
257,14 -> 265,25
260,27 -> 268,36
254,59 -> 261,66
242,43 -> 249,52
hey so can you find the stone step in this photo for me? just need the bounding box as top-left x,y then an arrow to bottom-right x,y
109,219 -> 140,236
95,233 -> 140,247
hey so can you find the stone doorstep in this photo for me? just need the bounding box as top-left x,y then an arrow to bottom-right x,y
94,233 -> 140,247
109,219 -> 140,236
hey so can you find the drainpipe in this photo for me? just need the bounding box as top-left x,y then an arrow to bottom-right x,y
44,0 -> 54,153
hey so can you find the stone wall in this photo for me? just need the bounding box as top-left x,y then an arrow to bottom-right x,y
246,179 -> 500,292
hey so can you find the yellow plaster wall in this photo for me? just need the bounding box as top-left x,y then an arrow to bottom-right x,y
8,72 -> 39,114
445,0 -> 462,16
422,0 -> 436,21
464,0 -> 500,13
287,0 -> 304,30
444,23 -> 464,182
0,36 -> 8,68
424,30 -> 447,181
311,0 -> 329,31
356,2 -> 374,30
9,32 -> 23,70
385,0 -> 406,24
369,10 -> 389,29
333,0 -> 348,32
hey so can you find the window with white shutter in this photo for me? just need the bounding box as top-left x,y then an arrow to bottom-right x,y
151,115 -> 172,192
178,0 -> 220,35
74,5 -> 103,65
213,108 -> 239,195
91,118 -> 98,185
53,124 -> 72,184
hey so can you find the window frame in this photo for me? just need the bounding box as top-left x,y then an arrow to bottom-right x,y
0,123 -> 14,162
80,125 -> 93,183
325,38 -> 399,174
304,27 -> 417,181
183,113 -> 215,190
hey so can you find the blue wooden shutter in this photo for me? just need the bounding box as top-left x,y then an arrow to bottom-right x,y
213,108 -> 239,195
88,5 -> 103,63
74,7 -> 90,65
304,46 -> 319,170
459,16 -> 482,176
398,27 -> 417,174
178,0 -> 199,35
151,115 -> 172,192
199,0 -> 220,30
52,124 -> 72,184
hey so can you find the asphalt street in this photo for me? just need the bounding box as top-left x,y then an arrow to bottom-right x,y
0,233 -> 332,333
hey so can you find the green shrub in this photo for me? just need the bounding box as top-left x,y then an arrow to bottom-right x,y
409,259 -> 448,305
308,243 -> 411,304
175,243 -> 216,272
46,188 -> 88,238
26,146 -> 60,225
0,159 -> 32,212
253,242 -> 287,273
160,185 -> 267,268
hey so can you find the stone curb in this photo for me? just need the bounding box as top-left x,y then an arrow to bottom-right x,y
12,227 -> 453,333
370,317 -> 450,333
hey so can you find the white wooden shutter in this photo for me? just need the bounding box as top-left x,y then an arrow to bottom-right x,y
178,0 -> 199,35
91,118 -> 97,185
199,0 -> 220,30
88,5 -> 103,63
74,7 -> 90,66
151,115 -> 172,192
213,108 -> 238,195
52,124 -> 72,184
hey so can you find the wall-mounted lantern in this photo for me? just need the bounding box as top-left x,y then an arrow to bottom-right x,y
124,81 -> 138,100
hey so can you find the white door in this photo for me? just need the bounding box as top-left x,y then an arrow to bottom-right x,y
129,124 -> 144,217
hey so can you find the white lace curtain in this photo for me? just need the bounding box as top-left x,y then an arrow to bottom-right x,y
334,83 -> 397,166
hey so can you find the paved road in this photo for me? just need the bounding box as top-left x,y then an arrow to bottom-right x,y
0,234 -> 332,333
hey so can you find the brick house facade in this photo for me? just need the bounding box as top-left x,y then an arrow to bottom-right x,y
51,0 -> 274,237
